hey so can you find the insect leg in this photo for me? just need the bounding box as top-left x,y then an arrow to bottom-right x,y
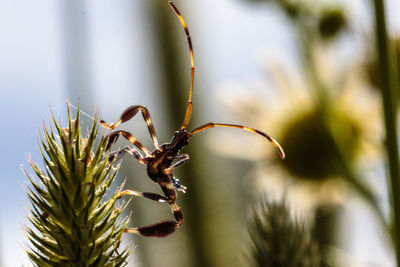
190,122 -> 285,159
171,176 -> 187,193
113,190 -> 173,252
124,182 -> 184,237
168,154 -> 190,170
105,130 -> 152,156
101,105 -> 160,149
118,190 -> 171,203
164,154 -> 189,192
108,145 -> 148,164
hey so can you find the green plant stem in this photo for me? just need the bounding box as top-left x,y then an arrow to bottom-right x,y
297,11 -> 392,251
334,143 -> 390,241
297,24 -> 329,108
372,0 -> 400,265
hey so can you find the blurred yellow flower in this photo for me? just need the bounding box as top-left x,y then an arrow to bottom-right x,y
208,53 -> 382,217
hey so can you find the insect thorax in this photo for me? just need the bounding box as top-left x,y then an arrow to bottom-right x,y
168,130 -> 190,152
146,130 -> 190,182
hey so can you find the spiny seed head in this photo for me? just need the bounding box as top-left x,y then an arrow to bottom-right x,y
24,103 -> 131,266
247,197 -> 323,267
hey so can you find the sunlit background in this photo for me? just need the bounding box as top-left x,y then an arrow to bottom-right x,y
1,0 -> 400,266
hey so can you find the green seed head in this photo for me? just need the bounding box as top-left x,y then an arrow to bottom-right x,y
24,103 -> 131,266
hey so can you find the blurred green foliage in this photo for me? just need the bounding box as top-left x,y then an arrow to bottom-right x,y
245,0 -> 347,41
248,197 -> 323,267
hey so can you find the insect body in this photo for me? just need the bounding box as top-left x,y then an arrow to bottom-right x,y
101,1 -> 285,238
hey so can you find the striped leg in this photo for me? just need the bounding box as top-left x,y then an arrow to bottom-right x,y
169,154 -> 190,170
162,155 -> 189,192
105,130 -> 152,156
108,145 -> 148,164
118,190 -> 171,203
124,182 -> 184,237
113,188 -> 173,251
124,205 -> 183,237
100,105 -> 160,149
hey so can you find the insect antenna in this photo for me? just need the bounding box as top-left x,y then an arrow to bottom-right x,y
169,1 -> 195,130
190,123 -> 285,159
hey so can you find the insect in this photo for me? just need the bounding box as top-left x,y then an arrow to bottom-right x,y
101,1 -> 285,238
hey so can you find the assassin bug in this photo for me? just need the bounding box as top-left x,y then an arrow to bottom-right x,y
101,1 -> 285,238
